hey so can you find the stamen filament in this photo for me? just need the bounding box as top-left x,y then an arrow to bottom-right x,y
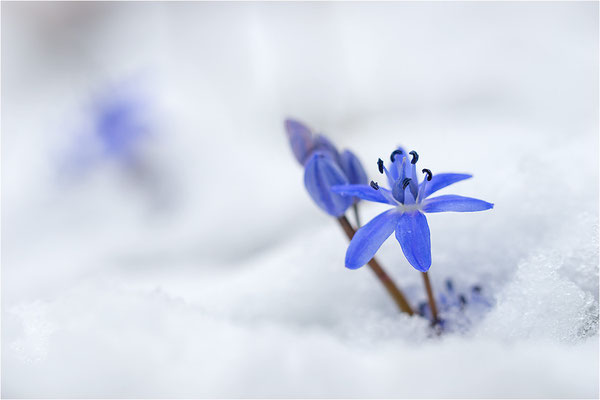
377,158 -> 395,187
417,168 -> 433,202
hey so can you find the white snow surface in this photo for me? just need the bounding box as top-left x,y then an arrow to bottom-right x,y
2,2 -> 598,398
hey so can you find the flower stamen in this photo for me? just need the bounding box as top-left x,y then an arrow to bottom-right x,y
390,149 -> 403,162
410,150 -> 419,164
422,168 -> 432,181
378,157 -> 396,187
370,181 -> 379,190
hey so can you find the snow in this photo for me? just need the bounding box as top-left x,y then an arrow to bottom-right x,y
2,2 -> 598,398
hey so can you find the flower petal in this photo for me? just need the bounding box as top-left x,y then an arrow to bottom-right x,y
389,146 -> 407,181
339,150 -> 368,185
331,184 -> 396,205
304,152 -> 353,217
403,185 -> 416,205
422,195 -> 494,213
285,119 -> 314,164
345,209 -> 400,269
420,173 -> 473,199
391,178 -> 405,203
395,211 -> 432,272
406,161 -> 419,199
313,134 -> 340,161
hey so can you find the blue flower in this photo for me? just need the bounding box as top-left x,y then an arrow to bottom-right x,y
285,118 -> 368,216
332,148 -> 493,271
421,279 -> 491,317
93,88 -> 151,161
418,279 -> 494,332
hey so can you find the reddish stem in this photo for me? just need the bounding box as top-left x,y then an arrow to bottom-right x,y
421,271 -> 439,324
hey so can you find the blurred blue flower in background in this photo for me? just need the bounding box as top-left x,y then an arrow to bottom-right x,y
418,278 -> 494,332
333,148 -> 493,271
60,80 -> 175,210
64,80 -> 157,176
93,89 -> 151,162
284,118 -> 367,217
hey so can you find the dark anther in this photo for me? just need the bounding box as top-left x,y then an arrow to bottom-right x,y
370,181 -> 379,190
422,168 -> 432,181
409,150 -> 419,164
472,285 -> 482,294
445,279 -> 454,292
402,178 -> 412,189
390,149 -> 403,162
459,294 -> 467,306
377,158 -> 384,174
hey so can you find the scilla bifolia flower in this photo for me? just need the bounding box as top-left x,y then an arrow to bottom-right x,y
284,119 -> 413,315
333,148 -> 493,323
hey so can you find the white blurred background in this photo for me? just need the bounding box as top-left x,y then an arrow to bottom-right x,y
2,2 -> 598,398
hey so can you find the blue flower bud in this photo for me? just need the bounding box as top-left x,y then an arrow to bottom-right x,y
339,149 -> 368,186
284,118 -> 314,165
312,134 -> 340,162
304,152 -> 353,217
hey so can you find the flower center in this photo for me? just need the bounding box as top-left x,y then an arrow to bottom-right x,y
395,202 -> 422,213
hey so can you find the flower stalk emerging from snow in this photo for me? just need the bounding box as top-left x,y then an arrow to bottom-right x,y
285,119 -> 413,315
337,215 -> 414,315
333,148 -> 493,323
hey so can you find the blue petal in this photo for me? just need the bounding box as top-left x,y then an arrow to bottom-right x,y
420,173 -> 472,199
391,179 -> 404,203
390,175 -> 416,205
331,184 -> 396,205
395,211 -> 431,272
345,209 -> 400,269
389,146 -> 407,182
285,119 -> 314,164
406,161 -> 419,199
339,150 -> 368,185
422,195 -> 494,213
403,185 -> 416,205
312,134 -> 340,161
304,153 -> 353,217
